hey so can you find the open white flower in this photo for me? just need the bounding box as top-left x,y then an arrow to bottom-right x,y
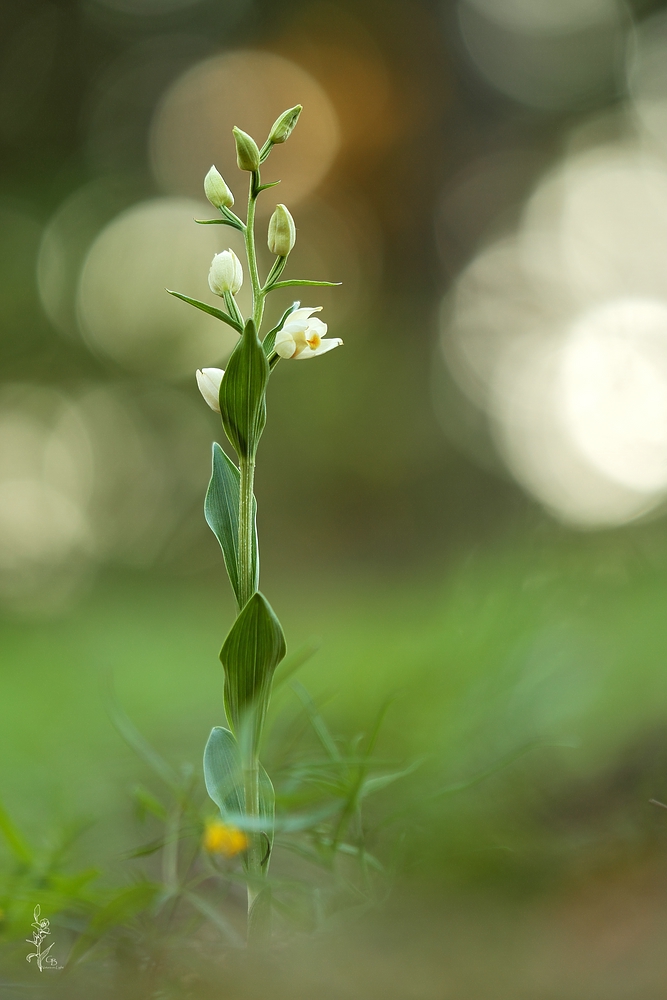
274,307 -> 343,360
196,367 -> 224,411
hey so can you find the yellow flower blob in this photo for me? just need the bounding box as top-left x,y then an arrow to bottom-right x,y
203,818 -> 248,857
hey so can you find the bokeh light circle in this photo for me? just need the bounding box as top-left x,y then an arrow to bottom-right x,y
465,0 -> 621,36
76,197 -> 238,376
438,123 -> 667,528
489,334 -> 657,527
149,50 -> 340,208
559,298 -> 667,493
457,0 -> 629,110
38,176 -> 143,339
520,146 -> 667,304
0,385 -> 94,613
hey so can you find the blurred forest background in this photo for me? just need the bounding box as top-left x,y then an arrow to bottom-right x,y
4,0 -> 667,994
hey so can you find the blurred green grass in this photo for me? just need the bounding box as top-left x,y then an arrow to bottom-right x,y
3,524 -> 667,889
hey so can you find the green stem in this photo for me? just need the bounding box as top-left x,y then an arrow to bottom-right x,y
238,451 -> 264,937
245,171 -> 266,333
243,757 -> 263,908
239,169 -> 272,944
238,457 -> 256,610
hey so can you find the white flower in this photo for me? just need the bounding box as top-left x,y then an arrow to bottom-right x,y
208,250 -> 243,296
196,367 -> 224,411
274,307 -> 343,360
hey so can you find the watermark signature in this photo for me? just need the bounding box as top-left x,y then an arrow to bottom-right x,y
25,905 -> 62,971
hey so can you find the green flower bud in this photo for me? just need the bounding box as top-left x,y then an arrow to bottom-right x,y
232,127 -> 260,172
268,204 -> 296,257
204,165 -> 234,209
268,105 -> 303,145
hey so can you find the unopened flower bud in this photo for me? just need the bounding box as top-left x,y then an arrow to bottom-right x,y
196,368 -> 224,411
268,204 -> 296,257
232,127 -> 260,171
268,105 -> 302,144
204,165 -> 234,209
208,250 -> 243,296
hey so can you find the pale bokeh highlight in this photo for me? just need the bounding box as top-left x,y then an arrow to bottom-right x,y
457,0 -> 629,110
76,197 -> 238,376
439,105 -> 667,527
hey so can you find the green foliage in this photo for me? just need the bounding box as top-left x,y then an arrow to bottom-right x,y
220,592 -> 286,743
205,443 -> 259,607
130,783 -> 168,823
273,637 -> 320,690
219,319 -> 270,461
194,216 -> 245,232
68,880 -> 160,965
267,279 -> 341,291
166,290 -> 243,333
0,797 -> 100,944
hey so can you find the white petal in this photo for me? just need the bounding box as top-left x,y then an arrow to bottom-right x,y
282,320 -> 309,336
294,337 -> 343,359
274,331 -> 297,358
306,317 -> 327,337
287,306 -> 322,325
196,367 -> 224,410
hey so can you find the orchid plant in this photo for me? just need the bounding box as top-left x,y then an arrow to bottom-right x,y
168,105 -> 342,944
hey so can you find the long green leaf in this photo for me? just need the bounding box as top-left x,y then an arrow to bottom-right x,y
267,279 -> 341,290
262,301 -> 300,357
204,443 -> 258,606
104,679 -> 178,789
130,784 -> 167,822
203,726 -> 244,818
219,319 -> 269,460
221,592 -> 286,743
272,637 -> 319,690
290,682 -> 341,761
194,217 -> 244,232
360,759 -> 422,800
166,290 -> 242,333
